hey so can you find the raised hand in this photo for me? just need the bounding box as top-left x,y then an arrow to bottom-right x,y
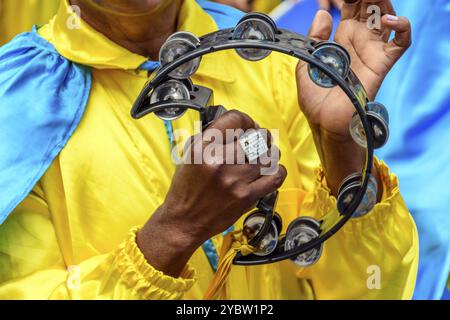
296,0 -> 411,194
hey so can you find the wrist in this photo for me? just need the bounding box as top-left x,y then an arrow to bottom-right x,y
310,124 -> 366,195
311,124 -> 382,201
137,206 -> 200,278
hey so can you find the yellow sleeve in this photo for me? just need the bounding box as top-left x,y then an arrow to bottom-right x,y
272,55 -> 419,299
252,0 -> 281,14
300,160 -> 419,299
0,187 -> 196,300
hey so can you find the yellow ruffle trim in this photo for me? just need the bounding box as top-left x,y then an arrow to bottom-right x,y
114,227 -> 197,300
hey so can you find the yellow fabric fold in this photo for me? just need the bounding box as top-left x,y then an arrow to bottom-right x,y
116,227 -> 197,300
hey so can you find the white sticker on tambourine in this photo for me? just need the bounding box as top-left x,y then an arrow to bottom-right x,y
239,131 -> 268,162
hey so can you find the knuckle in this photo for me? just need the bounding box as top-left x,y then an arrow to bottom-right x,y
270,176 -> 283,190
226,109 -> 244,122
221,176 -> 235,190
228,109 -> 254,129
236,188 -> 252,202
205,162 -> 221,176
403,17 -> 411,27
274,167 -> 287,187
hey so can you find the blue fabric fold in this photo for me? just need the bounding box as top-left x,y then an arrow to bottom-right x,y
0,27 -> 92,224
375,0 -> 450,300
196,0 -> 245,28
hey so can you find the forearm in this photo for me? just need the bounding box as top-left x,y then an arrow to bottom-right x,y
310,124 -> 382,201
137,205 -> 200,278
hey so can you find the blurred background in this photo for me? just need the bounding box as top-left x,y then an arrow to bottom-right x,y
1,0 -> 449,300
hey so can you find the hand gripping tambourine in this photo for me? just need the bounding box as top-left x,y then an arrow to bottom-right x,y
131,13 -> 390,267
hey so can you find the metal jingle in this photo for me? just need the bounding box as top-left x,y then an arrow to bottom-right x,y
237,12 -> 278,32
367,102 -> 389,125
349,112 -> 367,148
368,111 -> 390,149
159,31 -> 201,79
166,31 -> 201,47
308,42 -> 351,88
243,212 -> 280,256
337,175 -> 378,217
284,217 -> 323,267
337,181 -> 361,215
349,111 -> 389,149
149,79 -> 190,121
232,16 -> 276,61
338,172 -> 362,196
287,216 -> 321,233
353,174 -> 378,218
272,212 -> 283,234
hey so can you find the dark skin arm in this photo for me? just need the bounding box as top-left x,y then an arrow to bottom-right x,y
297,0 -> 411,197
72,0 -> 411,278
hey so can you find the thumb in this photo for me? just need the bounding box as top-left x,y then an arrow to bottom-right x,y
317,0 -> 331,11
297,9 -> 333,75
308,9 -> 333,41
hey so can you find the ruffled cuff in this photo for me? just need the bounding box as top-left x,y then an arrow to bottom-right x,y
301,157 -> 405,233
114,227 -> 196,300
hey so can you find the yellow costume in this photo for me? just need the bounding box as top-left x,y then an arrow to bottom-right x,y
0,0 -> 418,299
253,0 -> 282,13
0,0 -> 59,45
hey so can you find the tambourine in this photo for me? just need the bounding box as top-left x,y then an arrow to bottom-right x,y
131,13 -> 390,267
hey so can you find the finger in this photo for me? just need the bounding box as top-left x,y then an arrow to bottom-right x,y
299,10 -> 333,72
383,15 -> 412,62
182,133 -> 202,160
231,144 -> 281,181
332,0 -> 345,10
208,109 -> 258,136
360,0 -> 391,21
318,0 -> 331,11
308,9 -> 333,41
385,0 -> 395,15
380,0 -> 395,41
257,145 -> 281,176
341,0 -> 360,20
248,165 -> 287,202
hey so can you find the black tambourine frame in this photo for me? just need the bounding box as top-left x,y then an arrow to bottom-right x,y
131,27 -> 374,266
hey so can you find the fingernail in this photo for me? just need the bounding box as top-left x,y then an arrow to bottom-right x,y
386,14 -> 399,21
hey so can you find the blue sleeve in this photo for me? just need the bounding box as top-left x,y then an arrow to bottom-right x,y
196,0 -> 245,28
0,27 -> 92,224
